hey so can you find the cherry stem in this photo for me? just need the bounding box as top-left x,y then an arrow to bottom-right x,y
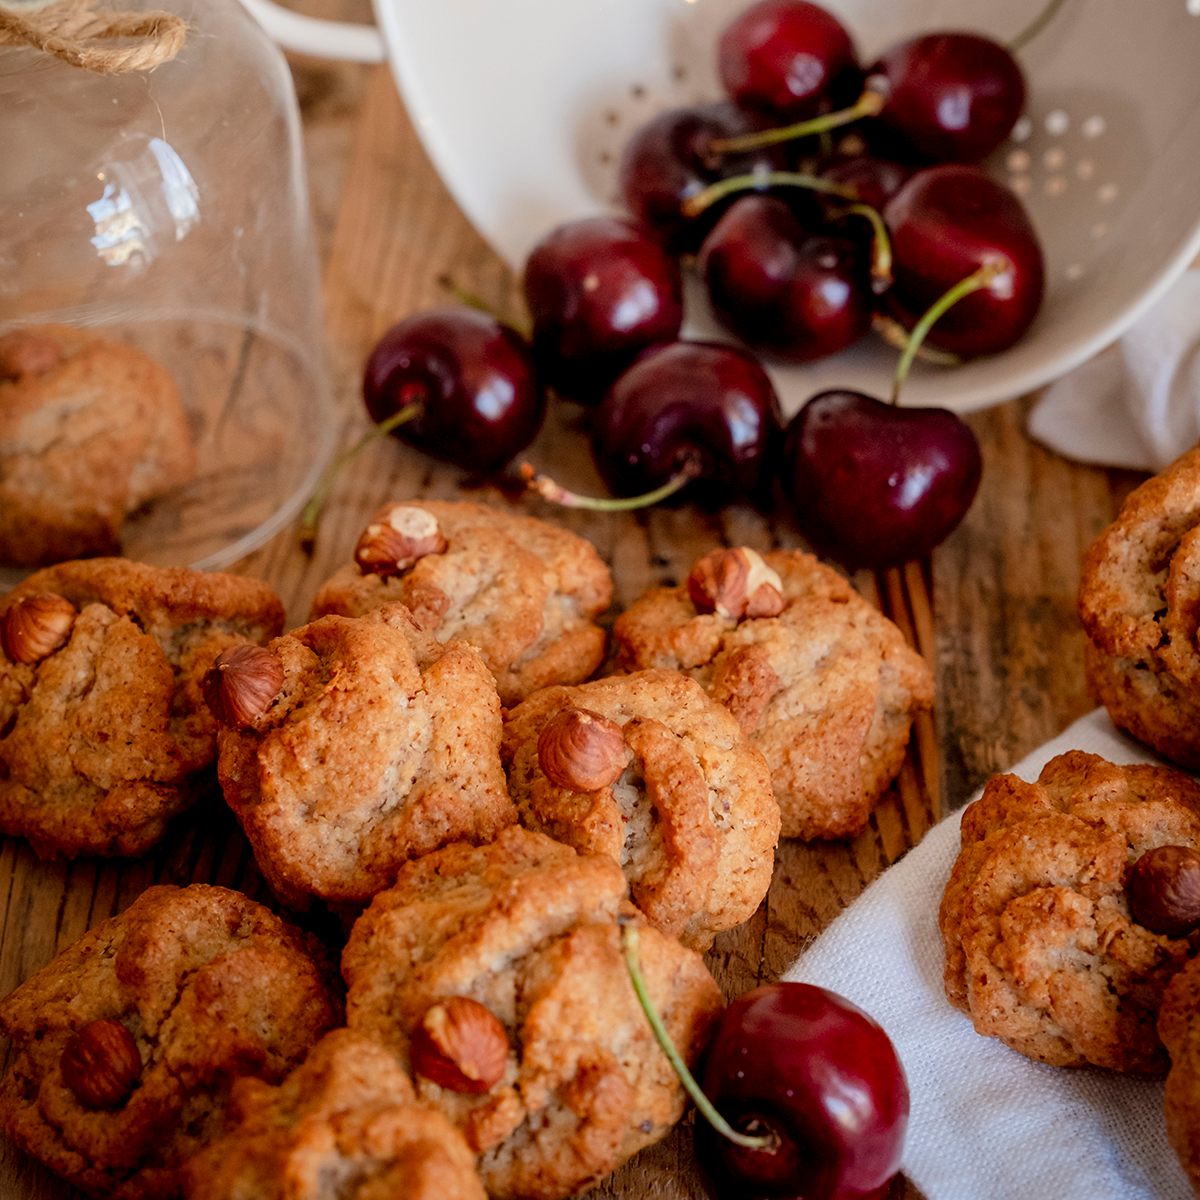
708,89 -> 885,155
828,202 -> 893,293
1008,0 -> 1070,54
297,403 -> 420,552
872,314 -> 961,365
520,456 -> 701,511
619,919 -> 775,1153
681,171 -> 855,219
890,260 -> 1008,404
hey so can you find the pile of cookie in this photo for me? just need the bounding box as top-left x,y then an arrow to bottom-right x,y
940,443 -> 1200,1198
0,499 -> 933,1199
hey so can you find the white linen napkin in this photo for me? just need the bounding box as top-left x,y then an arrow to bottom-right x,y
782,708 -> 1194,1200
1028,270 -> 1200,472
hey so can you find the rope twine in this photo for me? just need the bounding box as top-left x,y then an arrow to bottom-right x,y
0,0 -> 186,72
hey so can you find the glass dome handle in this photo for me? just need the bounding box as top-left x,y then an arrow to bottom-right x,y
236,0 -> 386,62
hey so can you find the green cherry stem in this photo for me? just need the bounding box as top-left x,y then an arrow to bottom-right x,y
890,260 -> 1007,405
1008,0 -> 1070,54
829,201 -> 893,293
297,403 -> 420,552
520,455 -> 701,511
619,918 -> 775,1153
708,88 -> 885,154
680,171 -> 855,219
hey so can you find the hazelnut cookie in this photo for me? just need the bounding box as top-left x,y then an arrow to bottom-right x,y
613,547 -> 934,839
939,751 -> 1200,1073
0,558 -> 284,858
0,883 -> 342,1200
501,669 -> 779,950
0,325 -> 194,566
1158,958 -> 1200,1197
1079,442 -> 1200,768
309,501 -> 612,706
212,602 -> 515,910
342,826 -> 724,1200
184,1029 -> 485,1200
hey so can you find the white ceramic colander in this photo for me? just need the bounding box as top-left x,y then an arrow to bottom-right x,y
247,0 -> 1200,415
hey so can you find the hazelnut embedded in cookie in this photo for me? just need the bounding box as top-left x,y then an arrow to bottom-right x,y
687,547 -> 784,621
354,504 -> 448,577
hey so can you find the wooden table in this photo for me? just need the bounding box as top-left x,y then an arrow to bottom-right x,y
0,21 -> 1150,1199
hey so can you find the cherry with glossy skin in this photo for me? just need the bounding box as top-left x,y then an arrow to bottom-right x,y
591,340 -> 782,506
362,307 -> 544,473
718,0 -> 861,122
884,164 -> 1044,357
698,194 -> 871,363
618,100 -> 789,254
695,982 -> 909,1200
867,32 -> 1025,164
819,154 -> 912,213
523,216 -> 683,405
783,388 -> 982,568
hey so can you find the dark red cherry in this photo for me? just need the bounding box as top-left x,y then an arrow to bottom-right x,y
362,308 -> 544,473
820,155 -> 913,212
718,0 -> 861,122
591,341 -> 782,506
523,216 -> 683,405
618,101 -> 789,254
695,982 -> 909,1200
783,388 -> 982,567
698,194 -> 870,363
867,33 -> 1025,163
884,164 -> 1044,357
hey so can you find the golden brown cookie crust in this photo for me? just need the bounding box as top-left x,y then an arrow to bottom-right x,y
1078,444 -> 1200,766
1158,958 -> 1200,1197
0,884 -> 342,1200
185,1029 -> 485,1200
216,603 -> 515,910
939,751 -> 1200,1073
502,670 -> 779,950
0,325 -> 195,566
0,560 -> 285,858
342,827 -> 723,1200
613,549 -> 933,839
310,501 -> 612,706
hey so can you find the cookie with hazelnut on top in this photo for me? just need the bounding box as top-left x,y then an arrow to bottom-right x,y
940,750 -> 1200,1074
0,557 -> 284,859
613,546 -> 934,840
207,602 -> 515,911
502,669 -> 780,951
341,826 -> 723,1200
309,500 -> 613,707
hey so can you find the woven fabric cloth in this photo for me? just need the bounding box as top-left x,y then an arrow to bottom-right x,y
783,708 -> 1192,1200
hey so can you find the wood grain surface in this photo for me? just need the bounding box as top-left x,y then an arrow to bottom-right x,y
0,17 -> 1149,1199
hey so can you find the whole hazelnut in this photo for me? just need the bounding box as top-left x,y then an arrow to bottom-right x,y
354,505 -> 447,577
1127,844 -> 1200,937
687,547 -> 784,621
3,592 -> 76,664
0,329 -> 63,381
60,1018 -> 142,1109
538,707 -> 628,792
410,996 -> 509,1094
202,643 -> 284,728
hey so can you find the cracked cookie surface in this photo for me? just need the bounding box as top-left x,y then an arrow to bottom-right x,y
939,751 -> 1200,1073
342,827 -> 723,1200
0,559 -> 284,858
502,670 -> 779,950
185,1028 -> 484,1200
1079,443 -> 1200,767
0,884 -> 342,1199
310,501 -> 612,707
613,549 -> 933,839
215,603 -> 515,910
0,325 -> 194,566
